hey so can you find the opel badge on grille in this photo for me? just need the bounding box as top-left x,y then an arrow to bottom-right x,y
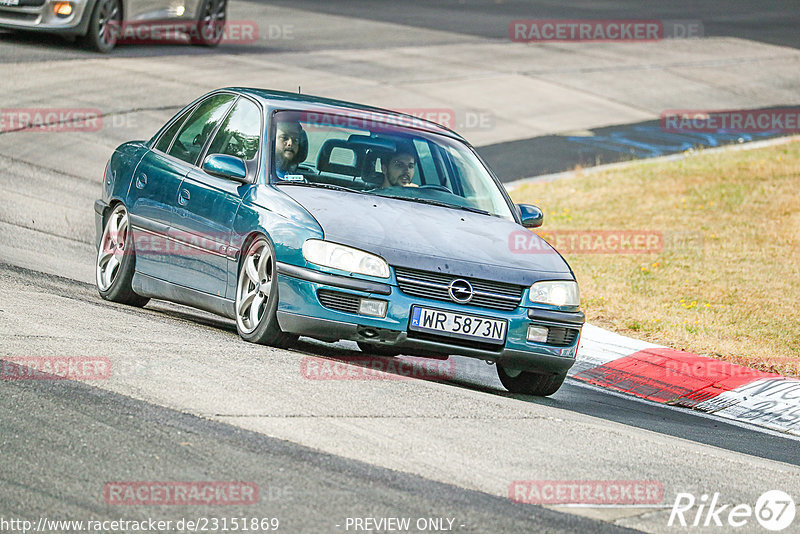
448,279 -> 474,304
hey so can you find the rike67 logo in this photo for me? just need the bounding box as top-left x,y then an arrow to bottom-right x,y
669,490 -> 796,531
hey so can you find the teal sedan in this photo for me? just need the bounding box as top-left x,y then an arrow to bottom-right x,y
94,88 -> 584,396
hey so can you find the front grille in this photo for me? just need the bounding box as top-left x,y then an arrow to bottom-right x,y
546,327 -> 579,346
394,267 -> 523,311
0,9 -> 38,20
317,289 -> 361,314
407,331 -> 504,353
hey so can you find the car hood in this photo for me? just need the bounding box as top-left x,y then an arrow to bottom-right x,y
280,186 -> 573,286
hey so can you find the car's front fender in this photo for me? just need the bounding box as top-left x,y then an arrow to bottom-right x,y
226,184 -> 324,299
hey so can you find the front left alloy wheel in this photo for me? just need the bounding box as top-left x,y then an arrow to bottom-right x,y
82,0 -> 122,52
235,236 -> 297,347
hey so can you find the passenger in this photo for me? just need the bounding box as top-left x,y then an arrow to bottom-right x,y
275,120 -> 305,178
380,150 -> 417,188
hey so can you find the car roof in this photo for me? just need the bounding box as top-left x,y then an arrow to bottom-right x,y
223,87 -> 465,141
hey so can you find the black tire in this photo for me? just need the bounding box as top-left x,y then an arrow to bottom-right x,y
190,0 -> 227,46
235,236 -> 297,348
82,0 -> 121,53
497,365 -> 566,396
96,204 -> 149,307
356,341 -> 401,357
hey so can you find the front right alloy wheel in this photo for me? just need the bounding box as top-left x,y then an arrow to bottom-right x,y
497,365 -> 566,396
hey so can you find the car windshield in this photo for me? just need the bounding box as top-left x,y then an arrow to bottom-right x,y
270,110 -> 515,220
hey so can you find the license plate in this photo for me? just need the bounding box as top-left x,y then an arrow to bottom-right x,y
409,306 -> 507,344
0,0 -> 20,6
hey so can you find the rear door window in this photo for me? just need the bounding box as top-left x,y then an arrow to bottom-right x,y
168,93 -> 236,165
154,107 -> 193,154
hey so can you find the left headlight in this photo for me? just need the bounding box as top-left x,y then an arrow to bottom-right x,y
302,239 -> 390,279
529,280 -> 580,307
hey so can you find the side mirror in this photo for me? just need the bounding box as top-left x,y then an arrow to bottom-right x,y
202,154 -> 249,183
518,204 -> 543,228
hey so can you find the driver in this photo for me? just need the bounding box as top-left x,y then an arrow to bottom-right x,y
380,150 -> 418,188
275,119 -> 305,178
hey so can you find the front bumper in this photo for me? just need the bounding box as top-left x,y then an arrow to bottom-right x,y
276,263 -> 583,376
0,0 -> 91,34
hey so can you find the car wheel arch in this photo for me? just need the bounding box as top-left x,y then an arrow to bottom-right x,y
75,0 -> 101,35
237,231 -> 273,276
102,198 -> 125,229
96,202 -> 149,307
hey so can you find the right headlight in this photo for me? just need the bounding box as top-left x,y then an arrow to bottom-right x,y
529,281 -> 580,307
302,239 -> 390,278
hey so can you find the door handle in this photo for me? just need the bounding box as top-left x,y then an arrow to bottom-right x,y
178,188 -> 190,206
135,173 -> 147,189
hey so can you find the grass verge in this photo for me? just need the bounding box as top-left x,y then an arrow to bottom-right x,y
509,140 -> 800,377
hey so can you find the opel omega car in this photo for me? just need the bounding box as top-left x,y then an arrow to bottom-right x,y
0,0 -> 226,52
94,88 -> 584,396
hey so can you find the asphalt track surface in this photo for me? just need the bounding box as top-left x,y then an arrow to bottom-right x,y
4,262 -> 800,467
2,352 -> 630,534
259,0 -> 800,50
478,118 -> 786,181
2,2 -> 800,533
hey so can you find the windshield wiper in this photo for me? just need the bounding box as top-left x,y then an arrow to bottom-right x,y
379,195 -> 491,216
279,183 -> 491,215
277,181 -> 363,194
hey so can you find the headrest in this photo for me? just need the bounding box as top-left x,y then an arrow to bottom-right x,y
317,139 -> 363,176
361,149 -> 390,185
